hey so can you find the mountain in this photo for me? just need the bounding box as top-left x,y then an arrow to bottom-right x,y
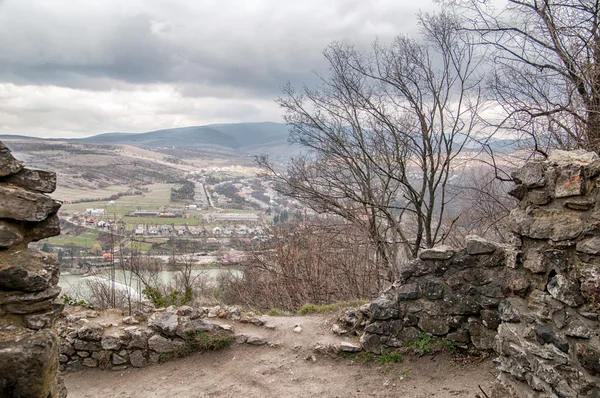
73,122 -> 291,150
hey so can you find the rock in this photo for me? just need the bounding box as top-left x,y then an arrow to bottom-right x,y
148,335 -> 176,353
468,319 -> 496,350
418,315 -> 449,336
219,324 -> 233,331
76,351 -> 90,358
246,336 -> 267,345
466,236 -> 497,255
338,342 -> 362,353
235,334 -> 248,344
176,318 -> 216,338
526,190 -> 551,205
65,360 -> 82,372
0,329 -> 62,397
149,311 -> 179,336
293,325 -> 302,333
126,329 -> 146,350
111,353 -> 127,365
534,324 -> 569,353
565,199 -> 595,210
481,310 -> 501,330
332,324 -> 347,335
0,221 -> 23,248
101,332 -> 123,351
504,273 -> 530,296
4,168 -> 56,193
175,306 -> 193,316
370,298 -> 398,320
251,317 -> 266,327
548,150 -> 598,165
395,283 -> 421,300
122,316 -> 139,325
364,320 -> 403,336
419,246 -> 455,260
564,320 -> 592,339
23,303 -> 63,329
523,249 -> 546,274
509,208 -> 583,241
129,350 -> 146,368
26,214 -> 61,241
0,185 -> 60,222
0,261 -> 55,293
576,344 -> 600,376
420,280 -> 444,300
72,339 -> 101,352
1,286 -> 61,312
0,141 -> 24,177
512,162 -> 546,188
508,184 -> 527,200
554,164 -> 584,198
360,333 -> 382,354
576,237 -> 600,255
446,329 -> 469,344
498,300 -> 520,323
227,307 -> 241,320
547,274 -> 584,307
77,322 -> 103,341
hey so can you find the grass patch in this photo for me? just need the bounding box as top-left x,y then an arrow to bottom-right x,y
298,300 -> 369,315
379,351 -> 403,365
406,332 -> 436,356
159,331 -> 232,363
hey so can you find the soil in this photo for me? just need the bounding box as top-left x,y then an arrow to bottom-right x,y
63,312 -> 498,398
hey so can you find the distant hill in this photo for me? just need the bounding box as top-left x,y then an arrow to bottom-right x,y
0,122 -> 297,159
73,122 -> 291,150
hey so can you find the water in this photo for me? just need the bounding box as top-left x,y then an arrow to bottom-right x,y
58,267 -> 239,302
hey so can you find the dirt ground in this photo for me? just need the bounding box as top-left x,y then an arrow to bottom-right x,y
64,314 -> 498,398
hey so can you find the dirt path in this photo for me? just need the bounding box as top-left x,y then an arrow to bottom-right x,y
64,314 -> 497,398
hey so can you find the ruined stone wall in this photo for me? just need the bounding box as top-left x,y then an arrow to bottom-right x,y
492,150 -> 600,397
359,239 -> 519,354
361,150 -> 600,397
0,141 -> 66,397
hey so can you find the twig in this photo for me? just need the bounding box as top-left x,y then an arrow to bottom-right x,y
478,385 -> 490,398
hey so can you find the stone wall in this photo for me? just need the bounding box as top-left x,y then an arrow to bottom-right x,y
0,141 -> 65,397
57,306 -> 236,371
492,150 -> 600,397
359,239 -> 518,353
360,150 -> 600,397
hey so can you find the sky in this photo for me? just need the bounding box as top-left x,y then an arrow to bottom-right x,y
0,0 -> 435,138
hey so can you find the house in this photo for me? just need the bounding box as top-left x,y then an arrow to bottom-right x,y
134,228 -> 145,236
86,209 -> 106,216
212,226 -> 223,235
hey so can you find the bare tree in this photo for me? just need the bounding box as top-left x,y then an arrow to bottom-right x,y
457,0 -> 600,154
259,11 -> 484,282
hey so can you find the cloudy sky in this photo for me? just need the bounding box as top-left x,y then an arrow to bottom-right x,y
0,0 -> 435,138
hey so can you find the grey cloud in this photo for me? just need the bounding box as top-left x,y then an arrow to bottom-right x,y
0,0 -> 432,97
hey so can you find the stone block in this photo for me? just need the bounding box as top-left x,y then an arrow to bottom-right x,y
0,185 -> 60,222
0,252 -> 56,292
3,168 -> 56,193
0,141 -> 24,177
129,350 -> 147,368
467,318 -> 496,350
466,235 -> 497,255
576,237 -> 600,255
547,274 -> 584,308
370,298 -> 398,320
360,333 -> 382,354
395,283 -> 421,300
419,280 -> 444,300
149,311 -> 179,336
419,246 -> 455,260
0,221 -> 23,248
417,315 -> 449,336
548,149 -> 598,165
148,334 -> 176,353
512,162 -> 546,188
554,164 -> 584,198
26,214 -> 61,242
0,329 -> 61,397
77,322 -> 103,341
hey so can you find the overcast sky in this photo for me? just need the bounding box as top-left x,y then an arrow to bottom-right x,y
0,0 -> 436,138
